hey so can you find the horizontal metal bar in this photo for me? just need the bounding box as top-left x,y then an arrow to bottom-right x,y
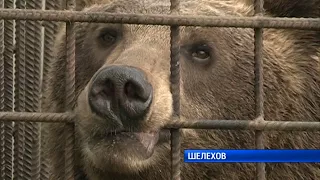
0,9 -> 319,30
0,112 -> 75,123
0,112 -> 320,131
165,119 -> 320,131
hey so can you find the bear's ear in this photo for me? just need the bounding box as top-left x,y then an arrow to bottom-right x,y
241,0 -> 320,18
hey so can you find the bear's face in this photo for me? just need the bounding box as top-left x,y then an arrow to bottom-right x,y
66,0 -> 256,174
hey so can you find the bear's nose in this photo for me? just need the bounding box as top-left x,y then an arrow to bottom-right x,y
88,65 -> 153,125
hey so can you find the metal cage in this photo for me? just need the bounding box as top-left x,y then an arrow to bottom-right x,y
0,0 -> 319,179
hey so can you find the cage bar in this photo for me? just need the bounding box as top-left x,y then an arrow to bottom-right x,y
64,0 -> 76,179
253,0 -> 266,179
169,0 -> 181,179
40,0 -> 60,178
0,0 -> 7,177
41,1 -> 60,101
0,0 -> 14,179
0,1 -> 317,180
0,0 -> 4,114
14,0 -> 27,179
22,1 -> 43,179
1,112 -> 320,131
0,9 -> 319,30
0,112 -> 74,122
166,119 -> 320,131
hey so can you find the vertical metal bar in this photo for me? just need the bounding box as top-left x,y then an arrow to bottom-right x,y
29,8 -> 42,179
14,0 -> 26,179
30,124 -> 41,180
42,1 -> 59,97
19,0 -> 43,179
253,0 -> 265,180
41,1 -> 60,179
170,0 -> 181,180
0,1 -> 5,179
0,0 -> 4,110
64,0 -> 76,179
0,0 -> 14,179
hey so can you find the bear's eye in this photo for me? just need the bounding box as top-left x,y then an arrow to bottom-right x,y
190,44 -> 212,64
99,29 -> 118,45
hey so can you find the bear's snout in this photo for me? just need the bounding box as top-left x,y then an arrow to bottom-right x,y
88,65 -> 153,127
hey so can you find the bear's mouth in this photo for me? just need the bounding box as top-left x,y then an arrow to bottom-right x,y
101,129 -> 161,159
106,130 -> 160,150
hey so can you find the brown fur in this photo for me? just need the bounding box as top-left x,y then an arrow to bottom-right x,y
59,0 -> 97,10
42,0 -> 320,179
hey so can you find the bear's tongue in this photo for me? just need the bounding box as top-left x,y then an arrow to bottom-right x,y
133,131 -> 159,154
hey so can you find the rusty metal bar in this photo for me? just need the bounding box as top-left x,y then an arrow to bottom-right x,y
23,124 -> 34,179
40,1 -> 61,179
42,2 -> 59,95
0,3 -> 317,180
21,1 -> 44,179
0,1 -> 3,107
0,9 -> 318,29
253,0 -> 266,179
64,0 -> 76,179
165,120 -> 320,131
14,0 -> 27,179
0,0 -> 5,178
41,1 -> 59,104
31,123 -> 41,180
0,112 -> 75,123
0,0 -> 14,179
169,0 -> 181,179
1,111 -> 320,131
0,0 -> 3,113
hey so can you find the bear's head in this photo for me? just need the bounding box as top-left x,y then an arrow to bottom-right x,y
45,0 -> 320,179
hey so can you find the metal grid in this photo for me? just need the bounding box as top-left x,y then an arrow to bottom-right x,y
0,0 -> 318,179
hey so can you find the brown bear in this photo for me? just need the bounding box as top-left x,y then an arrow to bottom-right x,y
42,0 -> 320,179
